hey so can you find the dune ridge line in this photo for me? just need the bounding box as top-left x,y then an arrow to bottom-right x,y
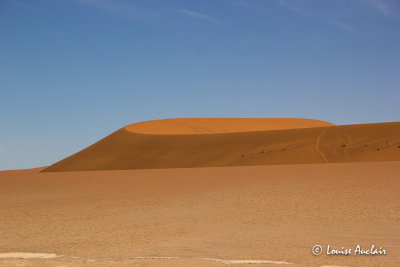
124,118 -> 334,135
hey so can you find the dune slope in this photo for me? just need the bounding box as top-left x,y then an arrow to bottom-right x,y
43,119 -> 400,172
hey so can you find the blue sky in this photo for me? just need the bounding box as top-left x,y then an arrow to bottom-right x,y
1,0 -> 399,170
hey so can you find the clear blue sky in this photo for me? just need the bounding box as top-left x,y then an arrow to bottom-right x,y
1,0 -> 399,170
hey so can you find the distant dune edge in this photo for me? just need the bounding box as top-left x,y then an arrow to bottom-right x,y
42,118 -> 400,172
0,166 -> 47,175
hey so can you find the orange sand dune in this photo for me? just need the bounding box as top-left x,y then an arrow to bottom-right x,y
43,119 -> 400,172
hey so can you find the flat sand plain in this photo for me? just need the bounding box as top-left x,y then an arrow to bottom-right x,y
0,162 -> 399,266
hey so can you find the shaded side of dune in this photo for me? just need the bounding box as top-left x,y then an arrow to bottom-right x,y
43,122 -> 400,172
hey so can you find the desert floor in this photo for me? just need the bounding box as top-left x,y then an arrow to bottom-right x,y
0,162 -> 399,266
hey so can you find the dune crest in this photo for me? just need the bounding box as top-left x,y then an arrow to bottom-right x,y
125,118 -> 334,135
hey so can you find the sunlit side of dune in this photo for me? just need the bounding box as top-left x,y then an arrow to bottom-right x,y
125,118 -> 334,134
42,119 -> 400,172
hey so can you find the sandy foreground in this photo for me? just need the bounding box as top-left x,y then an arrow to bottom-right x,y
0,162 -> 399,266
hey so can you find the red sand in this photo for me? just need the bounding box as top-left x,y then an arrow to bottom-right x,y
2,118 -> 399,266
